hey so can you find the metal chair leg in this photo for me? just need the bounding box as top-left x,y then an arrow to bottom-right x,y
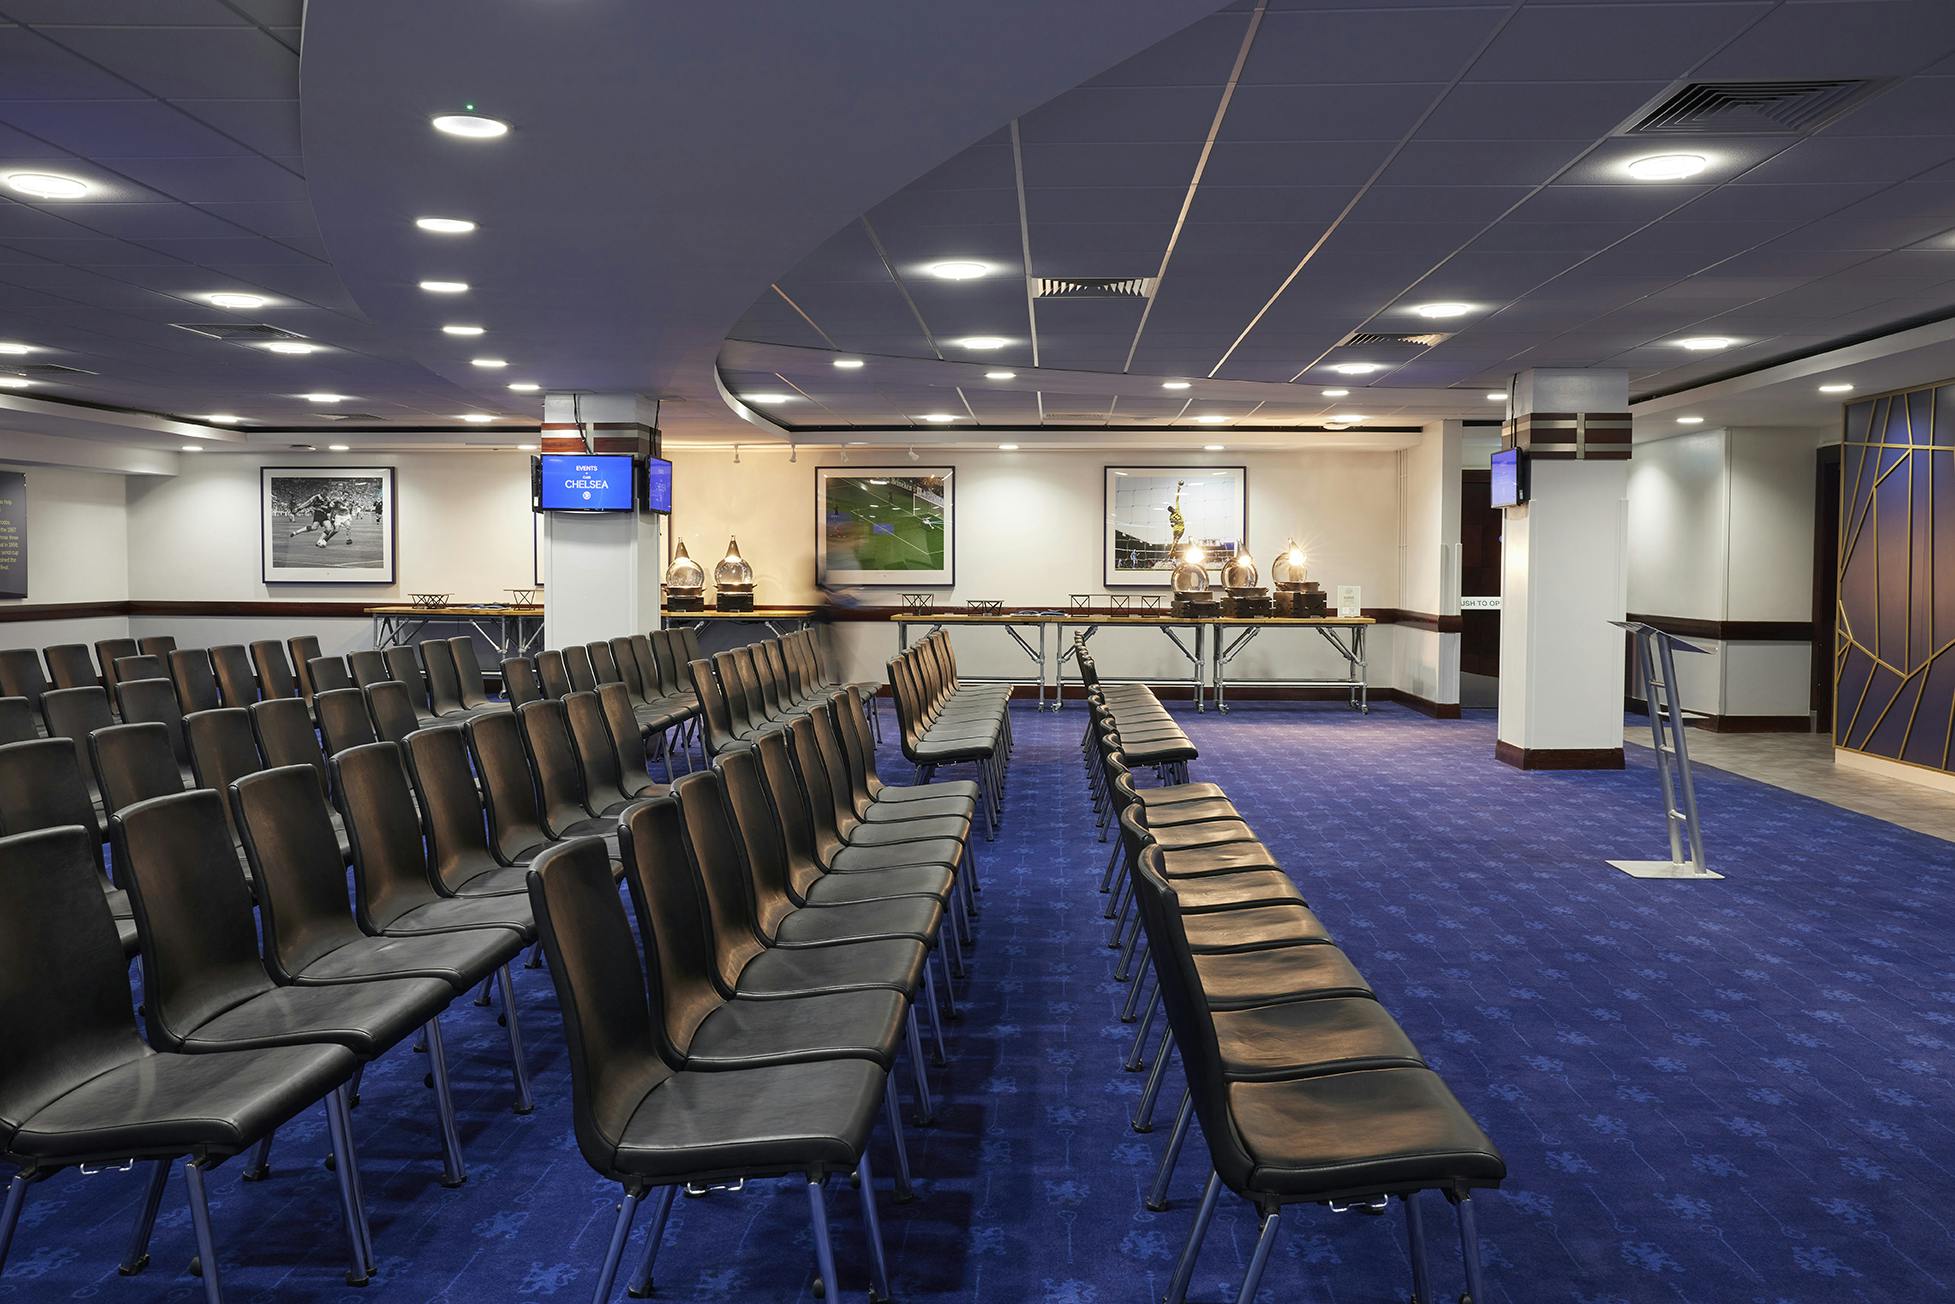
1132,1030 -> 1173,1132
498,964 -> 535,1114
882,1077 -> 917,1202
334,1087 -> 375,1272
425,1017 -> 468,1187
906,1009 -> 936,1125
1099,838 -> 1121,890
0,1172 -> 25,1277
625,1186 -> 677,1299
1146,1090 -> 1194,1212
857,1152 -> 894,1304
1234,1210 -> 1282,1304
590,1188 -> 644,1304
323,1089 -> 371,1286
1455,1192 -> 1487,1303
1163,1171 -> 1222,1304
240,1131 -> 273,1182
118,1160 -> 170,1275
183,1159 -> 224,1304
921,965 -> 949,1065
1404,1192 -> 1432,1304
806,1178 -> 842,1303
937,949 -> 959,1018
1125,988 -> 1159,1070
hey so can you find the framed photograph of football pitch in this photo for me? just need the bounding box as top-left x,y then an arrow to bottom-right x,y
816,467 -> 954,588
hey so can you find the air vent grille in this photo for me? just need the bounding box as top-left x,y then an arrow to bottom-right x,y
1340,331 -> 1451,348
1034,277 -> 1155,300
1627,80 -> 1881,136
9,362 -> 96,377
321,413 -> 384,423
170,322 -> 305,342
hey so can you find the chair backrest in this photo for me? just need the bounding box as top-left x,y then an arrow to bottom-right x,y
90,722 -> 185,828
110,789 -> 272,1052
364,679 -> 422,746
420,638 -> 468,716
249,697 -> 330,800
185,707 -> 265,842
309,654 -> 355,695
804,702 -> 868,834
595,682 -> 656,792
347,647 -> 390,689
137,635 -> 177,660
563,644 -> 598,694
288,635 -> 324,702
535,649 -> 573,700
114,653 -> 169,688
0,826 -> 150,1133
668,770 -> 770,974
93,637 -> 139,694
40,686 -> 114,797
167,648 -> 221,714
711,650 -> 757,734
502,656 -> 543,707
586,640 -> 622,686
516,698 -> 595,836
836,685 -> 884,806
716,745 -> 805,935
607,637 -> 644,699
527,835 -> 673,1174
114,676 -> 189,767
564,689 -> 630,808
333,741 -> 444,934
315,686 -> 379,757
447,637 -> 493,709
466,710 -> 551,864
405,723 -> 503,892
626,635 -> 662,702
383,645 -> 432,711
0,736 -> 101,844
749,642 -> 784,717
249,639 -> 298,700
0,695 -> 37,744
751,730 -> 833,897
208,644 -> 260,707
687,657 -> 736,754
759,640 -> 795,709
617,796 -> 729,1060
231,765 -> 367,983
676,627 -> 704,669
787,712 -> 862,846
42,643 -> 99,691
730,646 -> 773,725
648,629 -> 683,696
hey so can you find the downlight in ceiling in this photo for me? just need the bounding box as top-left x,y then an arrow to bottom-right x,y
1033,276 -> 1156,300
1626,80 -> 1883,136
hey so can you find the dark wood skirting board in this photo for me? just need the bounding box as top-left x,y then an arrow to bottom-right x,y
1624,696 -> 1813,733
1391,610 -> 1464,634
0,599 -> 382,624
1494,740 -> 1626,770
1625,612 -> 1814,642
1395,689 -> 1461,719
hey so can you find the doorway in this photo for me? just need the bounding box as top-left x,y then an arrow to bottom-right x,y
1459,468 -> 1502,708
1811,444 -> 1840,731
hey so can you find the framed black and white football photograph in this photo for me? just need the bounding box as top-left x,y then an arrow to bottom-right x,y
260,466 -> 397,584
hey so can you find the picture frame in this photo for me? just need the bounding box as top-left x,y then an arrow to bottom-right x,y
816,466 -> 955,588
1104,465 -> 1247,587
260,466 -> 397,584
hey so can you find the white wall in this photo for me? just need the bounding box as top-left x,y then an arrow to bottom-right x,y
0,464 -> 132,652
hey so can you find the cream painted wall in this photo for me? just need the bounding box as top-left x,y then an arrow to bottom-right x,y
0,464 -> 131,652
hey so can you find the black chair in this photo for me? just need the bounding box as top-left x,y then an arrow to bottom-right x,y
0,648 -> 50,716
249,696 -> 332,800
516,699 -> 628,839
347,648 -> 390,690
184,707 -> 268,850
406,724 -> 530,896
39,685 -> 113,804
688,657 -> 743,756
787,715 -> 969,856
382,645 -> 440,721
0,696 -> 37,745
0,737 -> 136,958
249,640 -> 298,700
364,679 -> 424,746
465,710 -> 562,870
598,679 -> 676,788
113,652 -> 169,688
501,655 -> 543,707
288,634 -> 324,703
114,676 -> 192,775
0,825 -> 366,1297
93,636 -> 139,697
563,645 -> 599,693
528,834 -> 894,1303
42,643 -> 98,691
168,648 -> 221,714
90,722 -> 187,892
713,649 -> 767,737
446,637 -> 497,710
586,640 -> 623,686
420,638 -> 478,718
568,688 -> 664,806
207,645 -> 259,707
137,634 -> 176,660
316,686 -> 379,757
309,654 -> 355,696
837,684 -> 979,812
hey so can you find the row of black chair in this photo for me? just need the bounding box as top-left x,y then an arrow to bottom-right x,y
886,629 -> 1012,837
503,627 -> 701,773
1082,689 -> 1505,1303
1075,642 -> 1197,785
686,628 -> 870,756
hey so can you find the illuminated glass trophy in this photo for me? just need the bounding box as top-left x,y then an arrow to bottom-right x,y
1221,546 -> 1271,617
713,537 -> 755,612
663,540 -> 706,612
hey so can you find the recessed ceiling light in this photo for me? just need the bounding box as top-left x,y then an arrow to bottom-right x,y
415,217 -> 476,235
1626,153 -> 1707,181
1321,388 -> 1349,398
518,443 -> 538,451
1675,336 -> 1733,351
1411,301 -> 1473,319
1819,382 -> 1854,394
205,292 -> 266,310
442,324 -> 485,336
0,343 -> 34,356
1195,415 -> 1229,425
508,381 -> 540,392
953,336 -> 1010,350
419,280 -> 468,294
4,172 -> 90,199
1485,392 -> 1505,401
203,414 -> 240,424
328,443 -> 351,451
262,340 -> 317,354
431,113 -> 508,139
1203,444 -> 1224,452
300,392 -> 347,403
1162,380 -> 1191,391
1676,416 -> 1704,425
917,413 -> 959,423
0,377 -> 31,389
470,357 -> 507,369
984,370 -> 1016,381
1332,414 -> 1367,423
926,260 -> 990,280
832,358 -> 864,370
997,443 -> 1019,451
180,444 -> 204,453
1330,362 -> 1382,375
742,393 -> 795,404
459,413 -> 494,423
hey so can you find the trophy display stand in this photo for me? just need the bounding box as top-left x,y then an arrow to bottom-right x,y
1609,621 -> 1721,880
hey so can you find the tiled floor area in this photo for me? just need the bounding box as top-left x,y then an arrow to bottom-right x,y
1623,722 -> 1955,844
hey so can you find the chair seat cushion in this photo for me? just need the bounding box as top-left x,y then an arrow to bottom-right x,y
1157,842 -> 1281,878
845,815 -> 968,847
9,1043 -> 356,1163
1183,904 -> 1333,953
875,779 -> 980,804
911,740 -> 993,764
288,928 -> 525,990
1151,819 -> 1257,851
771,898 -> 944,949
612,1058 -> 882,1182
731,938 -> 928,999
828,838 -> 964,873
1166,870 -> 1306,914
1214,997 -> 1423,1082
1229,1067 -> 1507,1198
1122,739 -> 1198,764
861,795 -> 972,823
684,990 -> 906,1071
1139,798 -> 1243,828
378,895 -> 536,941
1193,945 -> 1374,1010
178,977 -> 453,1057
451,861 -> 532,897
1132,781 -> 1227,805
801,864 -> 954,907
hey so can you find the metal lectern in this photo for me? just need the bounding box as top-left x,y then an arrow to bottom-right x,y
1610,621 -> 1722,880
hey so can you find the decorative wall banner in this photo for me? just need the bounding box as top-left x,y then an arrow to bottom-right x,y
0,471 -> 22,599
816,467 -> 954,588
1104,465 -> 1247,587
1835,383 -> 1955,774
260,466 -> 397,584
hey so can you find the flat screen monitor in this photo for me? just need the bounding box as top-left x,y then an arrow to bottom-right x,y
645,457 -> 673,515
535,454 -> 636,512
1490,447 -> 1527,508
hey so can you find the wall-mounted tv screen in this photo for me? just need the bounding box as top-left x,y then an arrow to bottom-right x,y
645,457 -> 673,515
1490,447 -> 1527,508
535,454 -> 636,512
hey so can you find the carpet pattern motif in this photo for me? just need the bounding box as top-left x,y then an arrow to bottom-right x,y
6,701 -> 1953,1302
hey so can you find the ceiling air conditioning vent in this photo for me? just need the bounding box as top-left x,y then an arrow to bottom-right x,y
1034,277 -> 1155,300
321,413 -> 383,423
1339,331 -> 1450,348
170,322 -> 306,342
1627,80 -> 1882,135
10,362 -> 97,377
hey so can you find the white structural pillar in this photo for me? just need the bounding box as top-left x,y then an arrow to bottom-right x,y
539,393 -> 662,651
1496,369 -> 1630,769
1395,420 -> 1465,714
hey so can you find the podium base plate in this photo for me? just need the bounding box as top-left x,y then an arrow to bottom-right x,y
1607,859 -> 1723,880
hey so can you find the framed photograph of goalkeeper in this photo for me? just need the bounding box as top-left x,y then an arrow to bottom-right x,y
1104,465 -> 1247,587
260,466 -> 397,584
815,466 -> 954,588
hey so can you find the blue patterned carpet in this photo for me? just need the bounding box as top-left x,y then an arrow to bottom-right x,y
7,701 -> 1955,1302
